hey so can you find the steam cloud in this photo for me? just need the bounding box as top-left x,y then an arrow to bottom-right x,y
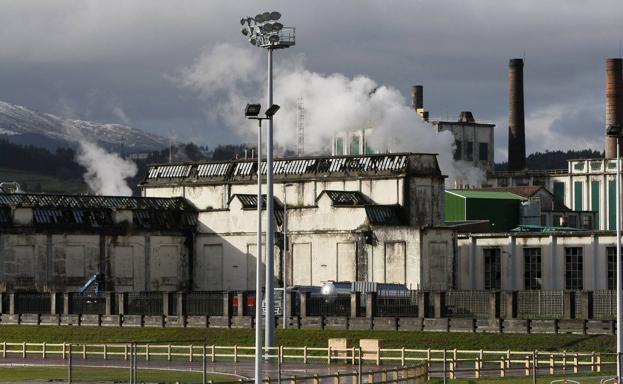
179,43 -> 484,186
75,141 -> 138,196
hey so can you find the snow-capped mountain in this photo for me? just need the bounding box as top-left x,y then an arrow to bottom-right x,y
0,101 -> 168,152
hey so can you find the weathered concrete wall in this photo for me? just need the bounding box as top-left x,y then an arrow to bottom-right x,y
457,232 -> 618,291
0,232 -> 191,293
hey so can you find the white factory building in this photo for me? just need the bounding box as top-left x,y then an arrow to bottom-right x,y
140,153 -> 455,291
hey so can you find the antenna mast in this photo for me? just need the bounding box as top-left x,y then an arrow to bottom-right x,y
297,97 -> 305,156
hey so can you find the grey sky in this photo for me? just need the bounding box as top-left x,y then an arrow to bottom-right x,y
0,0 -> 621,161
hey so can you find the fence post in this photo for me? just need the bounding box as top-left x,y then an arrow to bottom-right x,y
433,292 -> 445,318
167,344 -> 171,361
596,353 -> 601,372
104,292 -> 112,316
42,342 -> 46,359
163,292 -> 170,317
334,371 -> 340,384
202,344 -> 207,384
367,370 -> 374,384
104,344 -> 107,360
417,291 -> 429,318
146,344 -> 150,361
573,353 -> 578,373
118,292 -> 127,316
450,349 -> 457,380
475,357 -> 480,379
500,357 -> 505,377
562,350 -> 567,371
304,345 -> 308,364
504,291 -> 517,319
236,292 -> 244,317
190,344 -> 194,362
234,345 -> 238,363
590,351 -> 596,372
67,343 -> 72,384
300,292 -> 309,319
22,342 -> 25,358
177,292 -> 185,317
82,344 -> 86,360
381,369 -> 387,383
401,347 -> 405,366
61,342 -> 65,360
211,345 -> 215,363
350,292 -> 360,318
223,292 -> 231,319
63,293 -> 70,316
366,292 -> 376,318
532,351 -> 537,384
582,291 -> 593,320
549,354 -> 554,375
313,374 -> 320,384
328,346 -> 332,364
124,344 -> 128,361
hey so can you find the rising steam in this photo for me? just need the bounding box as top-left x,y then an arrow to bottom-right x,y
75,141 -> 138,196
179,43 -> 484,186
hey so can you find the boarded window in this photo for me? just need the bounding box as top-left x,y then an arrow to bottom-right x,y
385,241 -> 406,283
292,243 -> 312,285
337,242 -> 356,281
483,248 -> 501,290
65,245 -> 85,278
479,143 -> 489,161
196,244 -> 223,291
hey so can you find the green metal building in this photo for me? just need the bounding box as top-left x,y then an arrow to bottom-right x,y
445,190 -> 526,232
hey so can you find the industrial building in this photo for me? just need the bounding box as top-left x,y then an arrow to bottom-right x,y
140,153 -> 455,291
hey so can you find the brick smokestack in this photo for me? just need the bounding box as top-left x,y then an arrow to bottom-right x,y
605,58 -> 623,158
508,58 -> 526,171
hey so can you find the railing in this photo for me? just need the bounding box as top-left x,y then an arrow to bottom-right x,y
0,342 -> 613,380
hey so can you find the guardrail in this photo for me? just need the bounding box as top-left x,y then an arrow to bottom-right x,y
0,342 -> 614,380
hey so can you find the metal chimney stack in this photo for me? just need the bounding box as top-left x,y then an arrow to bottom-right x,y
412,85 -> 423,111
605,58 -> 623,158
508,58 -> 526,171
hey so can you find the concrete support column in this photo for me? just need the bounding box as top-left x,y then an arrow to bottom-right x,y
417,291 -> 429,318
162,292 -> 170,316
285,292 -> 295,317
504,291 -> 517,319
236,292 -> 245,317
222,292 -> 231,318
299,292 -> 309,318
433,292 -> 445,319
50,293 -> 57,316
490,291 -> 500,319
177,292 -> 185,316
350,292 -> 361,318
9,293 -> 15,315
63,293 -> 70,315
104,292 -> 113,315
117,292 -> 127,315
563,291 -> 573,319
581,291 -> 593,320
366,292 -> 376,318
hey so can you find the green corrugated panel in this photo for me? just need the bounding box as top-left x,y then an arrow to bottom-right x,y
446,190 -> 525,200
574,181 -> 583,210
445,192 -> 466,221
553,182 -> 565,205
466,198 -> 520,232
609,180 -> 616,230
591,180 -> 600,225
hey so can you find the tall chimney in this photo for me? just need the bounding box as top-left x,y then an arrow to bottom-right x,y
412,85 -> 423,111
508,58 -> 526,171
605,58 -> 623,158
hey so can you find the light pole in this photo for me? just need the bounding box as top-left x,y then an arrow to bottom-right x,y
240,11 -> 295,353
282,183 -> 294,329
246,103 -> 280,384
608,124 -> 622,383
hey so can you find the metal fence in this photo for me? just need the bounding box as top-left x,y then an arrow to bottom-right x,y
593,290 -> 616,320
127,292 -> 162,316
517,290 -> 564,319
307,293 -> 350,317
69,293 -> 106,315
14,293 -> 52,314
445,291 -> 491,318
185,292 -> 223,316
375,290 -> 418,317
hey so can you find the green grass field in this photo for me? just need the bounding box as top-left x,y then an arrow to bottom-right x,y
0,366 -> 234,383
0,325 -> 615,352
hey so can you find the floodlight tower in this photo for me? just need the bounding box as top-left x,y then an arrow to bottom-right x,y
240,11 -> 296,360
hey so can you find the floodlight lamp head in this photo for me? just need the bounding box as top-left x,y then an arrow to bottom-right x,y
240,18 -> 246,25
272,22 -> 283,31
270,11 -> 281,21
249,37 -> 257,45
245,104 -> 262,117
241,27 -> 249,36
607,124 -> 622,137
262,12 -> 271,21
265,104 -> 280,117
268,35 -> 280,43
255,14 -> 264,23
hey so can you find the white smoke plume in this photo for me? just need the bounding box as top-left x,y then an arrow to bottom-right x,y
179,43 -> 484,186
75,141 -> 138,196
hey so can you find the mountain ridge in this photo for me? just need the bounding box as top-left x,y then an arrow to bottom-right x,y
0,101 -> 168,152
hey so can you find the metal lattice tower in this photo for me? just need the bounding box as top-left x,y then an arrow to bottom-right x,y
297,97 -> 305,156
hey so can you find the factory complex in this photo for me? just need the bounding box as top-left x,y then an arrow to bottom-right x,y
0,58 -> 622,321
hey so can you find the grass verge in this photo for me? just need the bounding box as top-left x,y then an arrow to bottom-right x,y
0,366 -> 234,383
0,325 -> 615,352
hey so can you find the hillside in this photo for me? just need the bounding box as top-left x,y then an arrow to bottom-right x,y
0,101 -> 168,153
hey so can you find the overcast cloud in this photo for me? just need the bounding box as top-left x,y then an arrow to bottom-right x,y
0,0 -> 621,161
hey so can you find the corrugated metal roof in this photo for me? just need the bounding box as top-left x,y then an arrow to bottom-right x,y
322,191 -> 368,206
365,205 -> 404,225
229,194 -> 283,225
0,193 -> 194,211
446,190 -> 526,200
144,153 -> 422,183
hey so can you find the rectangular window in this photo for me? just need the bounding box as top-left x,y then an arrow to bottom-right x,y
349,135 -> 360,155
483,248 -> 501,290
523,247 -> 542,290
466,141 -> 474,161
574,181 -> 583,210
553,181 -> 565,206
454,140 -> 462,160
581,214 -> 593,230
479,142 -> 488,161
607,246 -> 618,290
335,137 -> 344,155
567,214 -> 577,228
565,247 -> 583,290
591,180 -> 600,226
